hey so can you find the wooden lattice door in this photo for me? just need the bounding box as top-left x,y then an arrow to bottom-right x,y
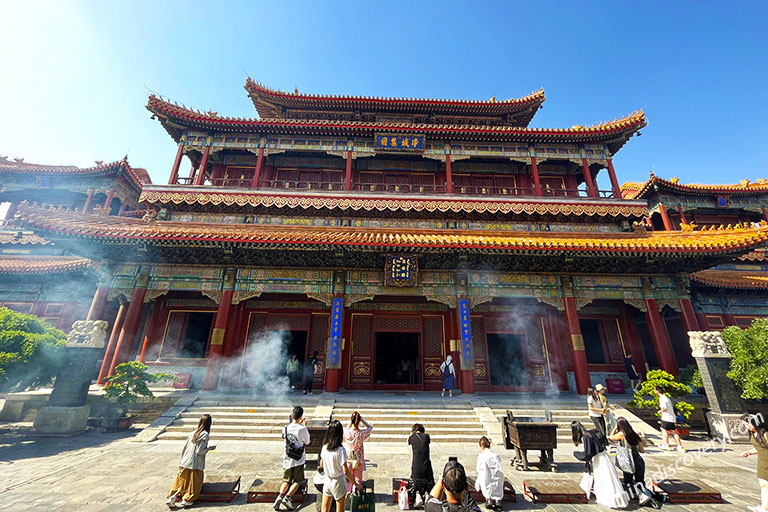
422,315 -> 445,388
349,314 -> 374,388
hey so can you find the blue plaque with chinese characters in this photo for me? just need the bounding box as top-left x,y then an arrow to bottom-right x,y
458,299 -> 473,368
375,134 -> 425,151
327,297 -> 343,368
384,254 -> 419,287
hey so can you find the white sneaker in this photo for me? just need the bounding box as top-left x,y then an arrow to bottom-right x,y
273,495 -> 284,510
282,495 -> 295,510
166,495 -> 179,508
308,392 -> 313,395
658,443 -> 669,450
178,501 -> 193,509
677,446 -> 687,453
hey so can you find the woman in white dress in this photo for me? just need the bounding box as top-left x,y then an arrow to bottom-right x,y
475,436 -> 504,510
572,422 -> 629,509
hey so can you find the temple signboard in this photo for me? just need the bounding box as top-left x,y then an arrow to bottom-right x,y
375,134 -> 425,151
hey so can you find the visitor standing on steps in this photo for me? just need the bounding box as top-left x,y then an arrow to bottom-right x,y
587,386 -> 607,436
441,355 -> 455,397
274,406 -> 310,511
624,351 -> 641,391
166,414 -> 216,509
344,412 -> 373,492
303,351 -> 320,395
286,354 -> 299,390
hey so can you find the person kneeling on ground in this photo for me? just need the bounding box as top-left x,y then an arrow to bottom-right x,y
424,459 -> 480,512
166,414 -> 216,509
475,437 -> 504,510
320,420 -> 362,512
275,406 -> 310,510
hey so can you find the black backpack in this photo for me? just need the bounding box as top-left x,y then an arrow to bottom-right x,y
283,427 -> 305,460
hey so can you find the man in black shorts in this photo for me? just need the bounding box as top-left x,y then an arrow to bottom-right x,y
275,406 -> 310,510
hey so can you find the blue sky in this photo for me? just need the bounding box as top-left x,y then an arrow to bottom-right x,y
1,1 -> 766,188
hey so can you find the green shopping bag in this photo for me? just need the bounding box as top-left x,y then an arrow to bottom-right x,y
348,487 -> 375,512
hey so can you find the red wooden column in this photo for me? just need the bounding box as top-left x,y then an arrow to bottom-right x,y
563,295 -> 591,394
605,159 -> 622,198
658,203 -> 673,231
98,296 -> 128,384
82,189 -> 94,214
194,147 -> 211,186
677,205 -> 688,226
581,158 -> 598,198
344,151 -> 353,191
530,156 -> 542,196
138,299 -> 163,363
679,297 -> 700,333
202,269 -> 236,390
620,303 -> 648,377
642,278 -> 678,375
107,268 -> 149,377
445,154 -> 454,194
103,189 -> 116,210
252,147 -> 265,188
168,144 -> 184,185
86,272 -> 111,322
188,163 -> 199,185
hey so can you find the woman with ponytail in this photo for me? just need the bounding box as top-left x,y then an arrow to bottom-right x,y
344,411 -> 373,492
166,414 -> 216,508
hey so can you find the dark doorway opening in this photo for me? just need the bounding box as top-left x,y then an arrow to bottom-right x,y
181,312 -> 215,358
633,311 -> 659,369
375,332 -> 419,385
579,319 -> 606,364
275,330 -> 308,362
487,333 -> 527,386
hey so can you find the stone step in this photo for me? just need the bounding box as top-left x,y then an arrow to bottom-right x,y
164,424 -> 488,435
156,431 -> 483,443
173,417 -> 483,428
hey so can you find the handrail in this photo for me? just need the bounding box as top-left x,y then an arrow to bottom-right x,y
263,180 -> 344,191
352,183 -> 447,194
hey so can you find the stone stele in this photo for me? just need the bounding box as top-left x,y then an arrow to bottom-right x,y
688,330 -> 749,443
34,320 -> 108,435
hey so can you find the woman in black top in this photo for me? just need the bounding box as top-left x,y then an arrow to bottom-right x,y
408,423 -> 434,506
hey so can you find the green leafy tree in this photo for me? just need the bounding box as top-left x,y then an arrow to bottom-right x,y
722,319 -> 768,400
626,369 -> 695,420
0,307 -> 66,391
103,361 -> 176,415
679,364 -> 703,389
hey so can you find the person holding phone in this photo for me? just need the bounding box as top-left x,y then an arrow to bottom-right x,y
275,406 -> 310,510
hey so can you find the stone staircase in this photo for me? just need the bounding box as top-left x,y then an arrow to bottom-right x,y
154,394 -> 636,444
331,405 -> 487,443
156,398 -> 488,443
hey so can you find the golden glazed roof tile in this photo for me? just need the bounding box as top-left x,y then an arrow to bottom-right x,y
622,173 -> 768,199
0,156 -> 151,188
691,269 -> 768,290
0,256 -> 93,274
12,201 -> 768,257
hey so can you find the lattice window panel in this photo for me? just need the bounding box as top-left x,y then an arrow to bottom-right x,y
352,315 -> 373,355
422,316 -> 443,357
495,176 -> 516,188
309,314 -> 329,355
483,316 -> 522,334
1,302 -> 33,314
323,171 -> 343,183
471,317 -> 487,359
601,319 -> 625,364
246,312 -> 267,340
160,312 -> 186,358
277,169 -> 298,181
373,315 -> 421,332
266,314 -> 310,331
525,318 -> 546,362
360,172 -> 382,184
453,175 -> 471,186
411,174 -> 435,186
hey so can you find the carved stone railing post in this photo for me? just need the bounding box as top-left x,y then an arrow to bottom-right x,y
33,320 -> 109,435
688,330 -> 748,443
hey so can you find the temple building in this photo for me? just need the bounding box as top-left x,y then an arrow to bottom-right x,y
2,81 -> 767,394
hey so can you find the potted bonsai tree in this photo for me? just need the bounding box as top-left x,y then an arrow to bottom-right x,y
101,361 -> 175,430
626,369 -> 695,439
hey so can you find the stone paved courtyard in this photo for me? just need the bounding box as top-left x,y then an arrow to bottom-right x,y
0,392 -> 764,511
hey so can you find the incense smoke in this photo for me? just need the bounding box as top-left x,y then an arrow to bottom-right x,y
217,327 -> 292,404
